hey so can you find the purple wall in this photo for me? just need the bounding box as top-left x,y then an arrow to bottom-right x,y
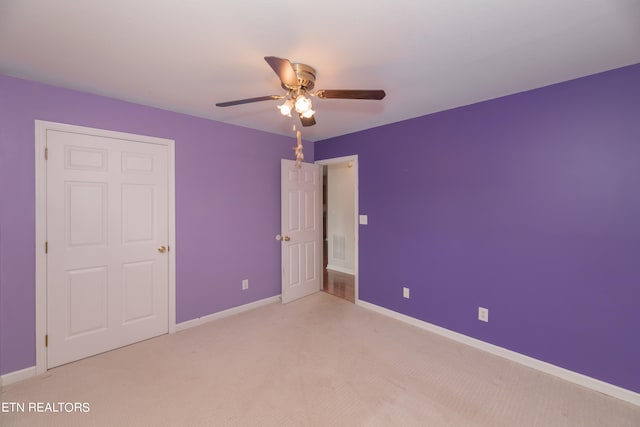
315,64 -> 640,393
0,75 -> 312,375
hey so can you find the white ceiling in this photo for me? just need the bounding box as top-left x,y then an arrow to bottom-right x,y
1,1 -> 639,141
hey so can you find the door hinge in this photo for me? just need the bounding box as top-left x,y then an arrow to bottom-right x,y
45,335 -> 48,347
45,241 -> 48,254
45,147 -> 48,160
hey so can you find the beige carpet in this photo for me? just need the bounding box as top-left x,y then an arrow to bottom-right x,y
1,292 -> 639,426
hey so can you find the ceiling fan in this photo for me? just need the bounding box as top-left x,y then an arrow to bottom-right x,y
216,56 -> 386,127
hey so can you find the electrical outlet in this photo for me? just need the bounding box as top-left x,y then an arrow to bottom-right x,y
403,287 -> 410,299
242,279 -> 249,290
478,307 -> 489,322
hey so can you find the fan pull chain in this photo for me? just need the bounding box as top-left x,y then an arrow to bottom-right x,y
292,126 -> 304,168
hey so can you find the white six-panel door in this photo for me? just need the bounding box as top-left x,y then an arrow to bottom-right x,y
280,159 -> 322,303
46,129 -> 169,368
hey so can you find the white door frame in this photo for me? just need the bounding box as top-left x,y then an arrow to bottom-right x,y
315,155 -> 359,303
34,120 -> 177,375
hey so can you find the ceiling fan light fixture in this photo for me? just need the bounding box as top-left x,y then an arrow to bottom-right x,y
277,99 -> 293,117
294,95 -> 312,114
301,109 -> 315,119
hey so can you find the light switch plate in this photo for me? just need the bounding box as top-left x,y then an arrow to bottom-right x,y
359,214 -> 368,225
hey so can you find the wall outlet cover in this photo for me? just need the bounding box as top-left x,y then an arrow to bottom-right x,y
403,287 -> 410,299
478,307 -> 489,322
242,279 -> 249,290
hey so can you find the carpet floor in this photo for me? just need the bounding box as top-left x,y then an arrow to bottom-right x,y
1,292 -> 639,426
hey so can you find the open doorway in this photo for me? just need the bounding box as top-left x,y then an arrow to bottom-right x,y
316,156 -> 358,303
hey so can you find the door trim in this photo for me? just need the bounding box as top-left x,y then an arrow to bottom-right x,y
315,155 -> 359,303
34,120 -> 177,375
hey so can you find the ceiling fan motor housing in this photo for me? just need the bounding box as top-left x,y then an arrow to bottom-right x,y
282,63 -> 316,91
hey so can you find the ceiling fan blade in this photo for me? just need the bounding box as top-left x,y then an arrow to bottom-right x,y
299,114 -> 316,127
316,89 -> 386,100
215,95 -> 281,107
264,56 -> 299,88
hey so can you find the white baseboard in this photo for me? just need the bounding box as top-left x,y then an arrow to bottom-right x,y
326,264 -> 355,275
0,366 -> 36,387
356,300 -> 640,407
176,295 -> 281,332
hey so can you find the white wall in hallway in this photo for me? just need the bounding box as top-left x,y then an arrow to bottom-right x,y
327,163 -> 355,274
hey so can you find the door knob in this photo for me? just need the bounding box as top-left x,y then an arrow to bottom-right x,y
158,246 -> 167,253
275,235 -> 291,242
